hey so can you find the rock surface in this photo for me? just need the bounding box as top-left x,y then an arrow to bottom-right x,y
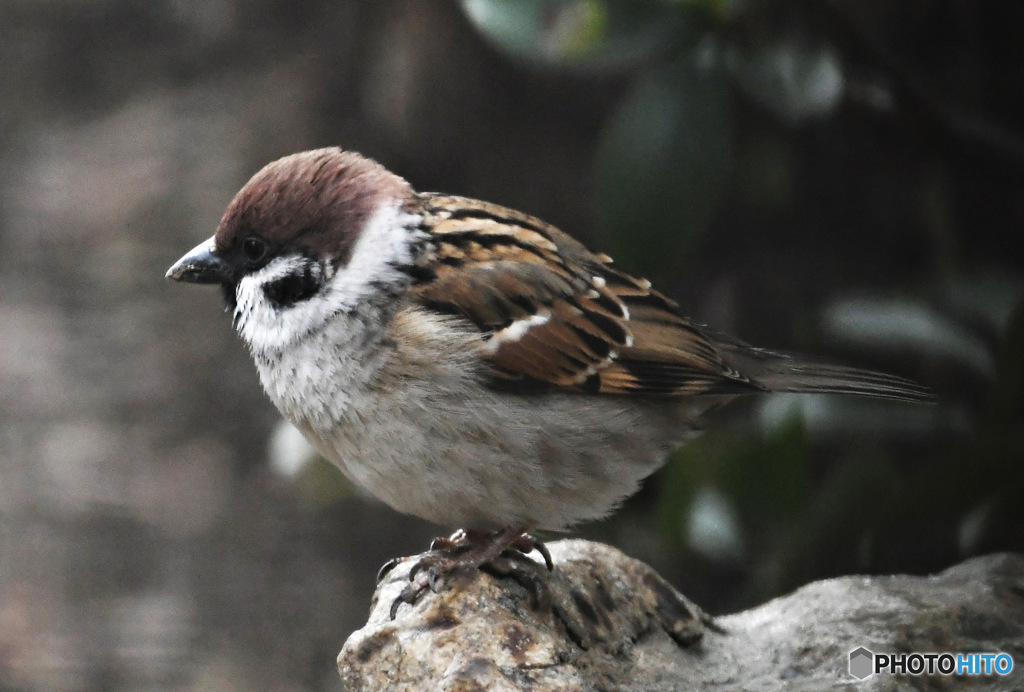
338,540 -> 1024,691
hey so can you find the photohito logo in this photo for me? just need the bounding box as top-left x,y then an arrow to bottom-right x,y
848,647 -> 1014,679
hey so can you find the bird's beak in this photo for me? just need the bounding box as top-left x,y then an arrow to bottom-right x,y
166,237 -> 231,284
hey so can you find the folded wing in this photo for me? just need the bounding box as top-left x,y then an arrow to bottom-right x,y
410,194 -> 931,403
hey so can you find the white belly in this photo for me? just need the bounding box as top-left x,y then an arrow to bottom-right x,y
255,308 -> 701,531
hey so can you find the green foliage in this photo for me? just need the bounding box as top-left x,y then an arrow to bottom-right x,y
460,0 -> 851,277
654,413 -> 808,555
460,0 -> 702,73
593,49 -> 735,275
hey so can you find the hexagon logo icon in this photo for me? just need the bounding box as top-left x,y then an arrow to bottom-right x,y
849,647 -> 874,679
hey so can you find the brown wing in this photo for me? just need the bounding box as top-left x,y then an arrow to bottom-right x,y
409,194 -> 761,396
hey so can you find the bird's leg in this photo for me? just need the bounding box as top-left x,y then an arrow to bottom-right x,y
385,525 -> 553,619
427,528 -> 489,552
376,528 -> 489,583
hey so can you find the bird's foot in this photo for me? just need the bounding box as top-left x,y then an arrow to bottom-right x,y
380,526 -> 553,619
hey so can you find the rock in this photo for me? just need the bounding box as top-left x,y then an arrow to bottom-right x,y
338,540 -> 1024,691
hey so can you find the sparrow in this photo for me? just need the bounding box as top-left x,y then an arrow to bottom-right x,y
167,147 -> 931,611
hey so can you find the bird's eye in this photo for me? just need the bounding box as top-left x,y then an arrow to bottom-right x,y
242,236 -> 268,263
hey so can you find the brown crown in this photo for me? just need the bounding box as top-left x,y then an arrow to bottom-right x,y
214,148 -> 413,265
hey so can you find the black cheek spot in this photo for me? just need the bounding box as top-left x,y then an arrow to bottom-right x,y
264,264 -> 323,308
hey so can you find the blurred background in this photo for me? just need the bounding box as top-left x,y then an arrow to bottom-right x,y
1,0 -> 1022,689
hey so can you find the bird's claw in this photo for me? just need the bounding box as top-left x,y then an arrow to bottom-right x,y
384,528 -> 554,620
482,554 -> 553,611
509,533 -> 554,571
389,556 -> 462,619
376,556 -> 405,584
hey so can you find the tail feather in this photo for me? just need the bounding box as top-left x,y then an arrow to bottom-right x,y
722,346 -> 934,404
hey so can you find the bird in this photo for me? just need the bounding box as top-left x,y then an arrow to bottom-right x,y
167,147 -> 931,611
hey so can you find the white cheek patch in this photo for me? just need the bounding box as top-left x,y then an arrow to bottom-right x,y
328,203 -> 425,306
234,202 -> 424,355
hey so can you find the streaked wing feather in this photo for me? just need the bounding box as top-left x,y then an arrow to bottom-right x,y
409,194 -> 932,403
411,194 -> 751,395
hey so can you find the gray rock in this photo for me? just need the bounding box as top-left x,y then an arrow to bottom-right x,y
338,540 -> 1024,691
